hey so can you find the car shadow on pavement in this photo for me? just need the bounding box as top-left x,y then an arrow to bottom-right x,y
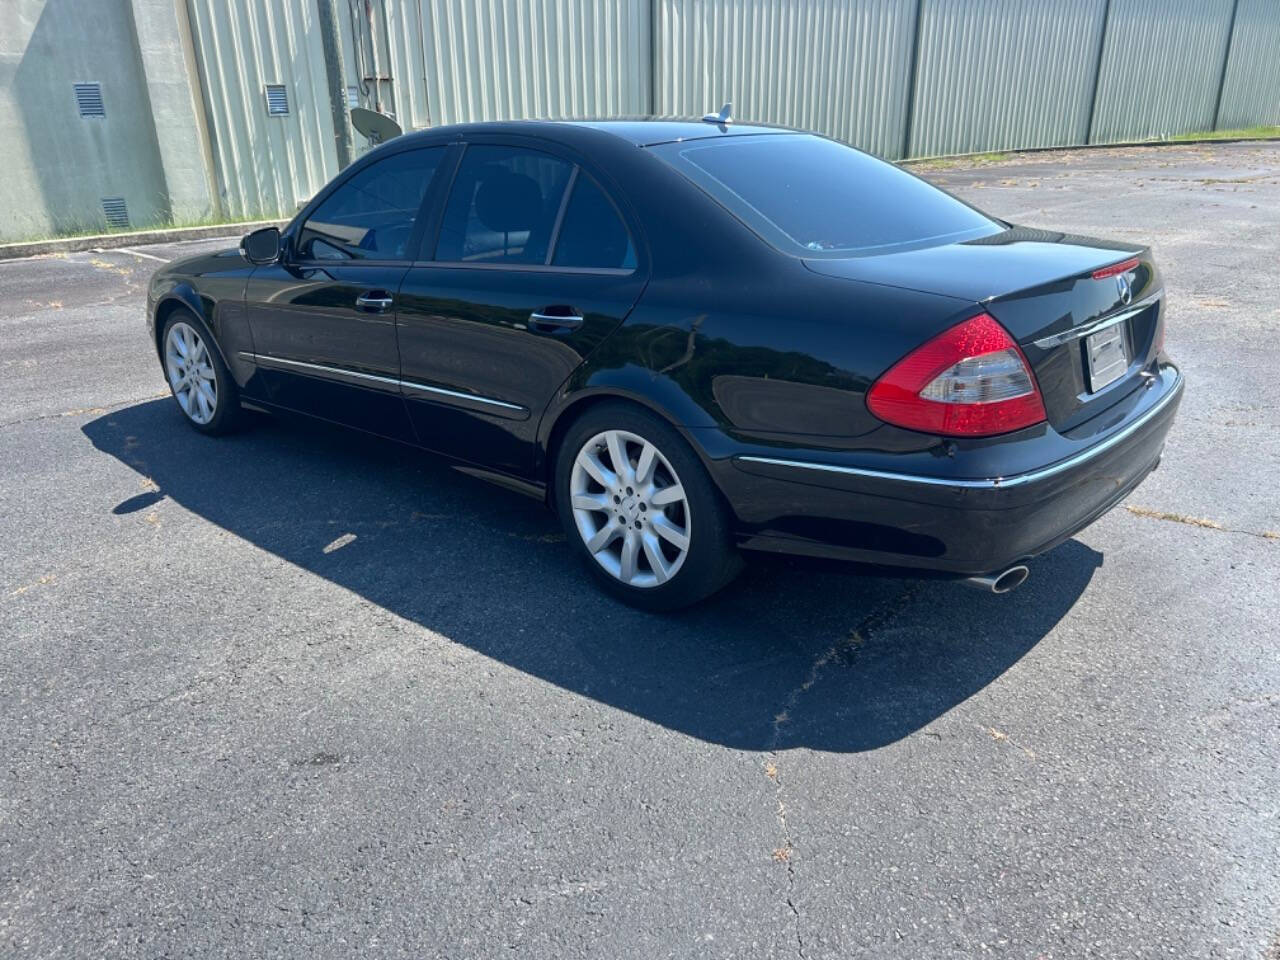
84,400 -> 1102,753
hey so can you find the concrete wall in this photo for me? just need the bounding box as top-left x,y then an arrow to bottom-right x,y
0,0 -> 213,242
130,0 -> 218,223
1,0 -> 170,240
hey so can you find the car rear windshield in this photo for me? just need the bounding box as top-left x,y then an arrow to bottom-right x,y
651,134 -> 1002,257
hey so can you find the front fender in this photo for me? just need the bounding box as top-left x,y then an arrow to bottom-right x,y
148,256 -> 256,389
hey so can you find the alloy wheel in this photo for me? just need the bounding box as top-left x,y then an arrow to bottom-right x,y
569,429 -> 691,588
164,320 -> 218,425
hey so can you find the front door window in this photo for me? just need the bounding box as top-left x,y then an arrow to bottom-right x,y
299,147 -> 445,261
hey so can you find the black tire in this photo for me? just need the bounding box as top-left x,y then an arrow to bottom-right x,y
159,308 -> 242,436
553,401 -> 743,611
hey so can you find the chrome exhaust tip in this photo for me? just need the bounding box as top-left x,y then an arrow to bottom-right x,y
962,565 -> 1030,595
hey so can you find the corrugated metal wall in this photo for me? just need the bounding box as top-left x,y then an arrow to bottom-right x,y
1217,0 -> 1280,130
185,0 -> 1280,221
908,0 -> 1108,157
189,0 -> 648,214
410,0 -> 650,126
1089,0 -> 1238,143
185,0 -> 339,218
653,0 -> 918,160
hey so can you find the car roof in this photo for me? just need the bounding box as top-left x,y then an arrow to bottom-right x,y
565,118 -> 799,146
398,117 -> 801,149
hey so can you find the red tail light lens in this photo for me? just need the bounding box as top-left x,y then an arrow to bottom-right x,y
866,313 -> 1047,437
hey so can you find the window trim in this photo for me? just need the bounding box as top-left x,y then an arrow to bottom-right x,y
404,260 -> 635,277
421,138 -> 642,277
544,166 -> 579,265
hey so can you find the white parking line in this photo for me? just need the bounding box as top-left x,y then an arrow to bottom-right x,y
106,247 -> 171,263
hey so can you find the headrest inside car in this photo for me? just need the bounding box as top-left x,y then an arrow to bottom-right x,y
475,171 -> 543,234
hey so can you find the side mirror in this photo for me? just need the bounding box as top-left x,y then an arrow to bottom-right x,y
240,226 -> 281,264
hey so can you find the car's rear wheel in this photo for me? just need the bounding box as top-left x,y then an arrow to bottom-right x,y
161,309 -> 240,435
554,402 -> 742,610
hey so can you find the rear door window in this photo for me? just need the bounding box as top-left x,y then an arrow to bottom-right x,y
299,147 -> 444,261
550,174 -> 636,270
435,145 -> 573,265
652,134 -> 1001,257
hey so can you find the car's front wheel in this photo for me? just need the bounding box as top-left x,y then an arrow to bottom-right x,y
161,309 -> 240,435
554,403 -> 742,611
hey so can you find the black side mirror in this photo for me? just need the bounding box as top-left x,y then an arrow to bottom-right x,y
240,226 -> 281,264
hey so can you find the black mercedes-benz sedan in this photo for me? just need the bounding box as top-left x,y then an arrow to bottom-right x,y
146,118 -> 1183,610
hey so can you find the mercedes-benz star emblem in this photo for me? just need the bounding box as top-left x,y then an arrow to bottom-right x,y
1116,272 -> 1133,306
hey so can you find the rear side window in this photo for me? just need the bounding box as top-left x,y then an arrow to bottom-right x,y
299,147 -> 443,261
435,145 -> 572,265
551,174 -> 636,270
652,134 -> 1001,257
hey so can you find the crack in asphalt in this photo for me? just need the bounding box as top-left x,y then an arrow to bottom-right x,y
764,584 -> 921,959
1125,504 -> 1280,540
0,392 -> 167,429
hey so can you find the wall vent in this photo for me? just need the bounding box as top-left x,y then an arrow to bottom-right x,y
101,197 -> 130,230
264,84 -> 290,116
74,82 -> 105,117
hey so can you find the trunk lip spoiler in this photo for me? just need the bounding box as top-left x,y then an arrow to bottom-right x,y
1029,290 -> 1162,350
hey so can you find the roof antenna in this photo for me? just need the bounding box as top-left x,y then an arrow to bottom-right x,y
701,102 -> 732,127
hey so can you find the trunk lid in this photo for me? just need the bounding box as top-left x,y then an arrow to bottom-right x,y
804,226 -> 1165,432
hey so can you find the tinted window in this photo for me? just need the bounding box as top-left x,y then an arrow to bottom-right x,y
435,145 -> 572,265
652,134 -> 1001,257
299,147 -> 443,260
551,174 -> 636,270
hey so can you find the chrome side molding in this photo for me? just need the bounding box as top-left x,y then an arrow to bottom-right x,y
236,351 -> 526,415
736,371 -> 1182,491
399,379 -> 525,412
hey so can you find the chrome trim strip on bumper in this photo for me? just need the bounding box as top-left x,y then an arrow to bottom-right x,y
736,372 -> 1182,491
1031,291 -> 1161,350
237,352 -> 526,414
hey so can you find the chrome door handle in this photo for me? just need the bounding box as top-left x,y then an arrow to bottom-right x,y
529,311 -> 583,331
356,293 -> 394,311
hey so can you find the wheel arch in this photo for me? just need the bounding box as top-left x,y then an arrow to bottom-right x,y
153,287 -> 231,371
537,387 -> 725,514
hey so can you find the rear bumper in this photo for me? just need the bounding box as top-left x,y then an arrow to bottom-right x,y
709,363 -> 1183,576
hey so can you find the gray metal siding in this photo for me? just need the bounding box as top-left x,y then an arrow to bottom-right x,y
1090,0 -> 1238,143
1216,0 -> 1280,129
177,0 -> 1280,225
909,0 -> 1108,157
653,0 -> 918,159
370,0 -> 649,132
185,0 -> 340,219
426,0 -> 648,125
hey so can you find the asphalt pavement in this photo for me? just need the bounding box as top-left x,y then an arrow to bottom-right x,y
2,142 -> 1278,959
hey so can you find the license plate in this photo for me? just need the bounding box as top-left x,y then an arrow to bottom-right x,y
1085,323 -> 1128,392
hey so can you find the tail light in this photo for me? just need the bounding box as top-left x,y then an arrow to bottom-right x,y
866,313 -> 1047,437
